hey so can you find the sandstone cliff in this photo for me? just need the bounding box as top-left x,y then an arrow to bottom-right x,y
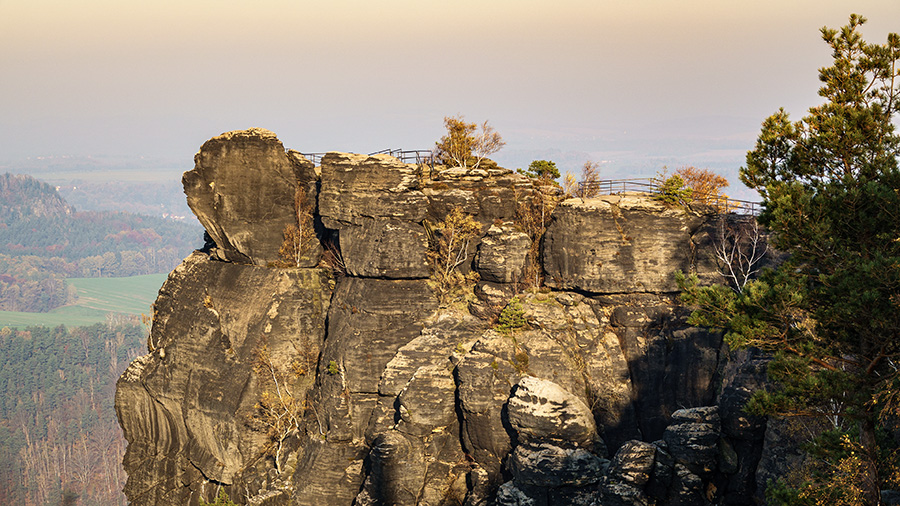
116,129 -> 778,506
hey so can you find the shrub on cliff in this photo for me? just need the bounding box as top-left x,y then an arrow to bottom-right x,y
251,340 -> 307,472
496,296 -> 526,331
199,489 -> 238,506
562,160 -> 604,198
675,166 -> 731,210
515,182 -> 560,288
426,206 -> 482,304
519,160 -> 560,181
651,171 -> 693,208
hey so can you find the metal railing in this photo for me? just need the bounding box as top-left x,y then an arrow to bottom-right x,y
579,178 -> 762,216
367,148 -> 435,166
297,149 -> 436,168
297,152 -> 327,165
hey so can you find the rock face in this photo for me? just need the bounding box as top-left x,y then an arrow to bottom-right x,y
116,251 -> 331,504
543,195 -> 720,293
476,223 -> 531,283
318,152 -> 430,278
116,130 -> 777,506
183,128 -> 316,266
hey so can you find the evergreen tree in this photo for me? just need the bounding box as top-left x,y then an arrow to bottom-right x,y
521,160 -> 560,181
679,15 -> 900,505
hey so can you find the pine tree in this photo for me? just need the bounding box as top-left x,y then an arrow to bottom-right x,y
679,15 -> 900,505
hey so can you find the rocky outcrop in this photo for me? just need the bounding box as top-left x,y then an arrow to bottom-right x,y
319,152 -> 430,278
495,376 -> 606,504
183,128 -> 317,266
117,129 -> 780,506
542,194 -> 721,293
116,251 -> 331,504
597,407 -> 721,506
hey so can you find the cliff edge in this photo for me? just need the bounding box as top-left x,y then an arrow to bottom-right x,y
116,129 -> 778,506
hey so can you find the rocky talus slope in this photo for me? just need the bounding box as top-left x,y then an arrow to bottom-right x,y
116,128 -> 782,505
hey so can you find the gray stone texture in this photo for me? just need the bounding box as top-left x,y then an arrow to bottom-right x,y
542,195 -> 716,294
183,128 -> 315,266
117,131 -> 793,506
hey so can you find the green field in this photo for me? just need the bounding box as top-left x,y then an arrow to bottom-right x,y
0,273 -> 168,328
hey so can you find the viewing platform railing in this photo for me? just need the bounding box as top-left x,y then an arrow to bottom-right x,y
580,178 -> 762,216
298,152 -> 327,164
297,149 -> 435,167
367,148 -> 436,166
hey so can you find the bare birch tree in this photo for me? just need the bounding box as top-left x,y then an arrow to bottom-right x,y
714,216 -> 769,293
251,341 -> 307,472
278,185 -> 316,267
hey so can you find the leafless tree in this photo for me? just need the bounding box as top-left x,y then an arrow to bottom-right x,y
471,120 -> 505,169
252,341 -> 305,472
577,160 -> 602,198
714,216 -> 769,293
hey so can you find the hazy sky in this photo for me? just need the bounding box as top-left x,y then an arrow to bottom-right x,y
1,0 -> 899,187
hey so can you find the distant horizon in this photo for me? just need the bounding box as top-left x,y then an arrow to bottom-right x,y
0,113 -> 765,200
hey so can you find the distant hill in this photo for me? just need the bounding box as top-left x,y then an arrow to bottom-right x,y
0,173 -> 203,312
0,173 -> 73,221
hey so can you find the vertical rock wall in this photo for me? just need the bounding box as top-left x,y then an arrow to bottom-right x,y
116,129 -> 774,506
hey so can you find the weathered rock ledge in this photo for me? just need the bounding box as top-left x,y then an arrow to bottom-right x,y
116,129 -> 780,506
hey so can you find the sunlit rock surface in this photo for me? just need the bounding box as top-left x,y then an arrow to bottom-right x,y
117,129 -> 778,506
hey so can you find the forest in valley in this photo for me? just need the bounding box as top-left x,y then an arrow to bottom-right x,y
0,322 -> 145,505
0,173 -> 202,312
0,172 -> 196,503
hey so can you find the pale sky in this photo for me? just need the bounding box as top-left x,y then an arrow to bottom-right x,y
1,0 -> 899,192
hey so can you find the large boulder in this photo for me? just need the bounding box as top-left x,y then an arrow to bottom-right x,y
319,152 -> 426,227
608,440 -> 658,488
183,128 -> 315,266
509,443 -> 605,488
663,407 -> 721,478
507,376 -> 599,449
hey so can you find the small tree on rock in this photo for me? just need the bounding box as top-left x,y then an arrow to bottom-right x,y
251,340 -> 305,473
577,160 -> 602,198
651,171 -> 693,208
520,160 -> 560,181
426,207 -> 482,304
675,166 -> 731,211
434,115 -> 505,169
278,185 -> 316,267
515,184 -> 561,288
